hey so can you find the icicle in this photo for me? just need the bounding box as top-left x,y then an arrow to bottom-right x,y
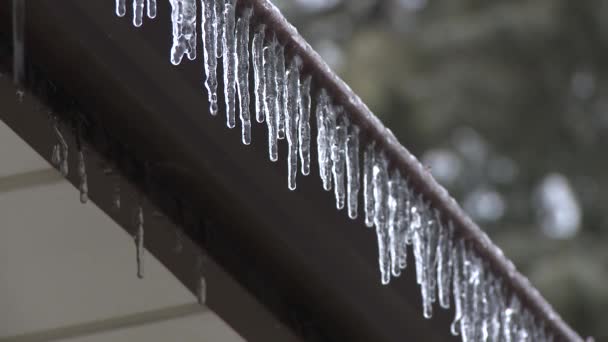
135,206 -> 145,279
417,203 -> 438,319
285,56 -> 302,190
316,89 -> 333,190
437,219 -> 454,309
169,0 -> 197,65
222,0 -> 237,128
331,108 -> 347,209
487,274 -> 503,342
395,177 -> 409,269
426,210 -> 439,305
201,0 -> 218,114
196,254 -> 206,304
363,141 -> 376,227
52,121 -> 69,177
147,0 -> 157,19
215,0 -> 224,58
133,0 -> 144,27
252,25 -> 266,123
12,0 -> 25,86
387,170 -> 400,277
235,7 -> 252,144
115,0 -> 126,17
299,75 -> 312,175
468,255 -> 483,341
451,239 -> 464,336
345,123 -> 360,219
373,151 -> 390,285
263,37 -> 279,161
276,44 -> 287,140
77,149 -> 89,204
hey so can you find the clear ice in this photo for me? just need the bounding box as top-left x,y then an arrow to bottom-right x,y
373,151 -> 390,285
252,25 -> 266,123
222,0 -> 237,128
363,141 -> 376,227
169,0 -> 197,65
202,0 -> 218,114
263,36 -> 279,161
331,109 -> 346,209
285,56 -> 302,190
316,89 -> 333,191
77,149 -> 89,204
236,7 -> 252,144
345,123 -> 360,219
299,75 -> 312,175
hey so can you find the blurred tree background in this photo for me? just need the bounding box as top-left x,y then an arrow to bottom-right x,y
277,0 -> 608,339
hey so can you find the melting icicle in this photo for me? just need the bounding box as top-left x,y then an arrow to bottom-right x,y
451,239 -> 464,336
147,0 -> 157,19
387,170 -> 400,277
299,75 -> 312,175
263,37 -> 279,162
222,0 -> 237,128
363,142 -> 376,227
133,0 -> 144,27
169,0 -> 197,65
373,151 -> 390,285
52,121 -> 69,177
331,109 -> 347,209
201,0 -> 218,114
418,204 -> 438,319
395,177 -> 409,270
77,149 -> 89,204
115,0 -> 126,17
196,254 -> 206,304
135,206 -> 145,279
276,44 -> 287,140
437,219 -> 454,309
285,56 -> 301,190
252,25 -> 266,123
316,89 -> 333,190
215,0 -> 224,58
235,7 -> 252,144
345,123 -> 360,219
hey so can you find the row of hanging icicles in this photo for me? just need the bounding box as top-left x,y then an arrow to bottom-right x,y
111,0 -> 556,340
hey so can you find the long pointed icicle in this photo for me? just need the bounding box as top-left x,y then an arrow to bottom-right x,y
201,0 -> 218,114
133,0 -> 144,27
299,75 -> 312,175
451,239 -> 464,336
135,205 -> 145,279
387,170 -> 400,277
396,177 -> 410,269
263,36 -> 279,161
345,123 -> 360,219
286,56 -> 302,190
147,0 -> 157,18
363,141 -> 376,227
223,0 -> 237,128
276,44 -> 287,140
215,0 -> 224,58
331,109 -> 347,209
373,151 -> 390,285
236,7 -> 252,144
316,89 -> 332,190
252,25 -> 266,123
437,219 -> 454,309
78,149 -> 89,204
116,0 -> 126,17
170,0 -> 197,65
